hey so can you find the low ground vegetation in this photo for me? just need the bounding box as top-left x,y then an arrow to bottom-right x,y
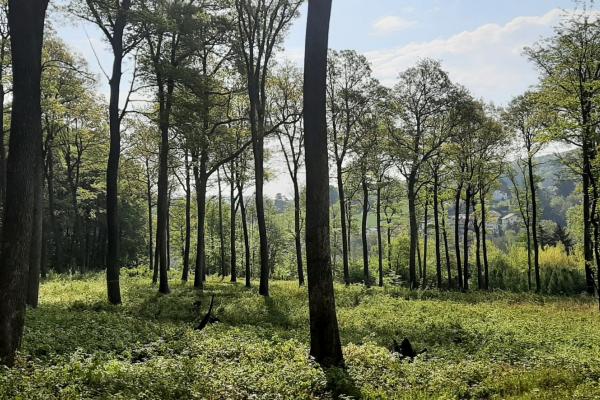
2,269 -> 600,399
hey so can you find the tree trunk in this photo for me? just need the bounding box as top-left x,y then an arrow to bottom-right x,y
230,162 -> 237,283
105,0 -> 131,305
361,175 -> 369,287
433,172 -> 442,289
407,176 -> 418,289
440,200 -> 452,289
472,195 -> 482,290
0,0 -> 48,366
156,83 -> 172,295
336,165 -> 350,285
193,151 -> 207,289
293,176 -> 304,286
423,195 -> 429,287
217,168 -> 225,278
238,179 -> 251,288
479,189 -> 489,290
583,148 -> 595,294
248,94 -> 269,295
454,181 -> 463,289
27,170 -> 43,308
463,186 -> 471,291
303,0 -> 343,367
527,156 -> 540,292
182,150 -> 191,281
145,158 -> 153,271
376,185 -> 383,287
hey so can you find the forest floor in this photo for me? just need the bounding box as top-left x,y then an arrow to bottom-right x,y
2,269 -> 600,399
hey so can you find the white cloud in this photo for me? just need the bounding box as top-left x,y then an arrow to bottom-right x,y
366,8 -> 566,104
372,16 -> 417,35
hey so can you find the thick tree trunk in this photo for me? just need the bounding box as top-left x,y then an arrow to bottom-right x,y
376,185 -> 383,287
156,84 -> 172,295
27,170 -> 43,308
0,0 -> 48,366
182,150 -> 191,281
193,152 -> 208,289
361,175 -> 369,287
105,0 -> 131,305
336,166 -> 350,285
247,90 -> 269,295
293,177 -> 304,286
454,182 -> 463,289
303,0 -> 343,367
407,176 -> 418,289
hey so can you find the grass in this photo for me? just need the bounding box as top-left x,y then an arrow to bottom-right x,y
2,268 -> 600,399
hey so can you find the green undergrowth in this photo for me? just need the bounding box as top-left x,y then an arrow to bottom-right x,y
2,268 -> 600,399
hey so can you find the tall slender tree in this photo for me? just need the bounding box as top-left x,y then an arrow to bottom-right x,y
233,0 -> 302,296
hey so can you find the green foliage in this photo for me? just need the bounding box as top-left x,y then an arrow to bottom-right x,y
3,271 -> 600,399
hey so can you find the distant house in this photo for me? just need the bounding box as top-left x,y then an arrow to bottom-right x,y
500,213 -> 520,226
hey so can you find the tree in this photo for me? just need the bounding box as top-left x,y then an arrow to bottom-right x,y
526,6 -> 600,297
327,49 -> 376,285
233,0 -> 302,296
303,0 -> 343,368
504,92 -> 544,291
71,0 -> 136,304
272,63 -> 304,285
389,59 -> 457,289
0,0 -> 49,366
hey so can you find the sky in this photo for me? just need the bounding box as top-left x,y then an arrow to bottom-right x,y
53,0 -> 581,197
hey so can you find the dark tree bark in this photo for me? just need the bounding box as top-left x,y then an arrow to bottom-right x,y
422,195 -> 429,287
376,184 -> 383,287
407,175 -> 418,289
303,0 -> 343,368
0,0 -> 48,366
103,0 -> 132,305
479,188 -> 490,290
217,168 -> 225,278
454,180 -> 463,289
336,167 -> 350,285
440,200 -> 452,288
433,170 -> 442,289
145,158 -> 153,271
182,149 -> 191,281
361,175 -> 370,287
237,177 -> 251,288
26,175 -> 43,308
463,186 -> 471,291
193,151 -> 208,289
229,161 -> 237,283
527,156 -> 541,292
471,195 -> 482,290
292,176 -> 304,286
